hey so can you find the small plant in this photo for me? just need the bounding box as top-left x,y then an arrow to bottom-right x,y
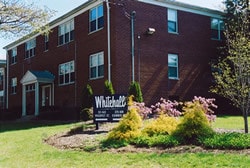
172,101 -> 215,144
80,107 -> 93,121
142,114 -> 179,136
199,132 -> 250,150
104,80 -> 115,95
132,135 -> 179,148
151,98 -> 182,117
128,81 -> 143,103
106,108 -> 142,142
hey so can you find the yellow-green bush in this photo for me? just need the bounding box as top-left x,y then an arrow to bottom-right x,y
107,108 -> 142,142
172,101 -> 215,144
142,114 -> 179,136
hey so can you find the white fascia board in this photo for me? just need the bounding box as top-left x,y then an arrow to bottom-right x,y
139,0 -> 224,18
4,0 -> 102,51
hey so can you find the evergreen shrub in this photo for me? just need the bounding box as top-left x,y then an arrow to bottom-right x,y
172,101 -> 215,144
107,108 -> 142,142
128,81 -> 143,102
142,114 -> 179,136
104,80 -> 115,95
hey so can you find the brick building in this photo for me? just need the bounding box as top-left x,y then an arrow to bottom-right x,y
3,0 -> 224,117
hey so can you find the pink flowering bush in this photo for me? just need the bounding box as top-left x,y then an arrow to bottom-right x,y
151,98 -> 182,117
192,96 -> 217,122
130,102 -> 152,119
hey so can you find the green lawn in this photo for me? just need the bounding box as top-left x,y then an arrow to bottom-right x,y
0,116 -> 249,168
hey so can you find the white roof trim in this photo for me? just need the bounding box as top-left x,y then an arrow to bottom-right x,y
4,0 -> 102,51
139,0 -> 223,18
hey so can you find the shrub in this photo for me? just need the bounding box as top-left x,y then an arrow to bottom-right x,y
192,96 -> 217,122
104,80 -> 115,95
199,132 -> 250,149
172,101 -> 215,144
81,84 -> 93,109
80,107 -> 93,121
130,101 -> 152,119
142,114 -> 179,136
132,135 -> 179,148
128,81 -> 143,103
151,98 -> 182,117
107,108 -> 142,142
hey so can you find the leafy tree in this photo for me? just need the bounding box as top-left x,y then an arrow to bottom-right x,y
128,81 -> 143,103
104,80 -> 115,95
211,0 -> 250,133
0,0 -> 55,38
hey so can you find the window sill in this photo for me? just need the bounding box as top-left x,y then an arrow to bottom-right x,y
88,27 -> 104,35
168,31 -> 179,35
168,77 -> 179,80
89,76 -> 104,80
57,40 -> 74,47
58,82 -> 75,86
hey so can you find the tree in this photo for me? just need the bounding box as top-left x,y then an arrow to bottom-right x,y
211,0 -> 250,133
0,0 -> 55,38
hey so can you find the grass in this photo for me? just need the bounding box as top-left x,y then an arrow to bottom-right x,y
0,116 -> 249,168
212,115 -> 249,130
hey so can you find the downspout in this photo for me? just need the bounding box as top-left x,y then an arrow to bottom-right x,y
5,50 -> 9,109
106,0 -> 111,82
131,11 -> 136,82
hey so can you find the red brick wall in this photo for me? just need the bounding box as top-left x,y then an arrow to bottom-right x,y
7,1 -> 224,113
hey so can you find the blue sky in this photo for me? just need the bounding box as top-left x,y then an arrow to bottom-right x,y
0,0 -> 224,59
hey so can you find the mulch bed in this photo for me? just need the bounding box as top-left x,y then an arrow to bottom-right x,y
44,122 -> 249,154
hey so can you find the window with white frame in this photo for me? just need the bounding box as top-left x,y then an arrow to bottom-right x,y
11,77 -> 17,94
90,52 -> 104,79
89,4 -> 104,32
11,47 -> 17,64
168,9 -> 178,33
211,18 -> 224,40
44,34 -> 49,51
59,61 -> 75,85
168,54 -> 178,79
25,38 -> 36,59
58,19 -> 74,45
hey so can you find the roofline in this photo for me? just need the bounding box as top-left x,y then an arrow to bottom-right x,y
139,0 -> 224,17
4,0 -> 224,50
3,0 -> 100,50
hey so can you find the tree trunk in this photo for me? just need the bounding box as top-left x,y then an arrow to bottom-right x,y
243,110 -> 248,133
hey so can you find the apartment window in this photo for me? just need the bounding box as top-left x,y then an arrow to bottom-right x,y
90,52 -> 104,79
44,34 -> 49,51
59,61 -> 75,85
89,4 -> 104,32
0,69 -> 4,85
11,77 -> 17,94
211,18 -> 224,40
168,9 -> 178,33
168,54 -> 178,79
11,47 -> 17,64
58,19 -> 74,45
25,38 -> 36,59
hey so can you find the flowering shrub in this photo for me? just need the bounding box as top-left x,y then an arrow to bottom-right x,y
192,96 -> 217,122
151,98 -> 182,117
128,96 -> 152,119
